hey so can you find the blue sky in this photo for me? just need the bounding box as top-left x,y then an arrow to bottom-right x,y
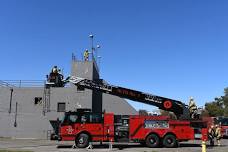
0,0 -> 228,111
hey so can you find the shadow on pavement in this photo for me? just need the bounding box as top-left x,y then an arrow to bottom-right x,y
57,142 -> 221,150
179,143 -> 201,147
57,144 -> 146,149
57,145 -> 73,148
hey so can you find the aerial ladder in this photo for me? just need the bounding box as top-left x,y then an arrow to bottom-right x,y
61,76 -> 193,119
45,65 -> 200,120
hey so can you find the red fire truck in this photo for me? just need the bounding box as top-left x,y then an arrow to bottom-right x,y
51,76 -> 209,148
60,110 -> 208,148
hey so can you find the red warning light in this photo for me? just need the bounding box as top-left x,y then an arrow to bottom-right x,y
163,100 -> 172,109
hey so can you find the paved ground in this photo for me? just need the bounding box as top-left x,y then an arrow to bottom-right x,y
0,138 -> 228,152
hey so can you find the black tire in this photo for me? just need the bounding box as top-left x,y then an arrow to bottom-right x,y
145,134 -> 160,148
75,133 -> 90,148
162,134 -> 177,148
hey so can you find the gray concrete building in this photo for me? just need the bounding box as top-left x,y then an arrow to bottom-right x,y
0,59 -> 137,139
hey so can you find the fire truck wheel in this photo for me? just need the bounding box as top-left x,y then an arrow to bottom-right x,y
145,134 -> 160,148
162,134 -> 177,148
75,133 -> 90,148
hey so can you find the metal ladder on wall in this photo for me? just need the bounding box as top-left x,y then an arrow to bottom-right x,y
43,86 -> 51,115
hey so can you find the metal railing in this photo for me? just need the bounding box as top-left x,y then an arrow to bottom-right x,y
0,80 -> 16,88
0,80 -> 45,88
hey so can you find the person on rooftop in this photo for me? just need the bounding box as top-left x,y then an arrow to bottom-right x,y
84,49 -> 89,61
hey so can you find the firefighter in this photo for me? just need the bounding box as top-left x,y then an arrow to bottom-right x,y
56,68 -> 64,87
58,68 -> 64,80
49,66 -> 64,87
52,66 -> 58,74
188,97 -> 197,119
48,66 -> 58,84
84,49 -> 89,61
215,124 -> 222,146
208,125 -> 215,146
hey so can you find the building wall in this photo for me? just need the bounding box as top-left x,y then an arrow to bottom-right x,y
71,61 -> 94,79
0,87 -> 51,139
0,60 -> 137,139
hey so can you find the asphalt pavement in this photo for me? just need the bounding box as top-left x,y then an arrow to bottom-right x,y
0,138 -> 227,152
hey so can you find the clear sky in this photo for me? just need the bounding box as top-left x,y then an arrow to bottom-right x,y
0,0 -> 227,111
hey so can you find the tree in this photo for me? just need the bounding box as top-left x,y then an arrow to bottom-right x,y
204,87 -> 228,117
205,101 -> 224,117
223,87 -> 228,116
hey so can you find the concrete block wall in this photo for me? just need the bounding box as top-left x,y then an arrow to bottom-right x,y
71,61 -> 94,79
50,87 -> 92,112
0,87 -> 52,139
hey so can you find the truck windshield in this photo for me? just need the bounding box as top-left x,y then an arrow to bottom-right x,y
61,113 -> 79,125
62,112 -> 102,125
220,118 -> 228,126
59,115 -> 65,123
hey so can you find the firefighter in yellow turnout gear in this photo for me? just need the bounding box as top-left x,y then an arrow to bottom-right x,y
188,97 -> 198,119
208,125 -> 215,146
215,124 -> 222,146
84,49 -> 89,61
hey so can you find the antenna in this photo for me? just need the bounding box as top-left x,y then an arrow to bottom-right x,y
88,34 -> 101,70
98,56 -> 102,74
89,34 -> 94,61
